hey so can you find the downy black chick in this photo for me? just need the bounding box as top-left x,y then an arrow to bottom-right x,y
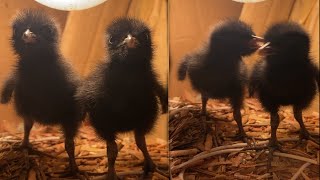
75,17 -> 167,179
249,22 -> 320,151
178,19 -> 261,141
0,9 -> 84,175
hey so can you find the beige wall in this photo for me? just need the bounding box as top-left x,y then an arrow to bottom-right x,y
0,0 -> 168,140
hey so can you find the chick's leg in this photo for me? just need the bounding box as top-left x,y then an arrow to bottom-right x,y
269,111 -> 280,148
134,131 -> 155,175
106,138 -> 118,180
63,125 -> 78,174
267,109 -> 283,171
231,97 -> 247,142
18,118 -> 57,159
293,106 -> 319,145
201,94 -> 208,116
21,118 -> 34,148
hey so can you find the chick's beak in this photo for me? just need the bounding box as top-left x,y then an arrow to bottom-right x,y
249,35 -> 265,50
250,35 -> 273,56
22,29 -> 36,44
257,42 -> 273,56
124,34 -> 137,48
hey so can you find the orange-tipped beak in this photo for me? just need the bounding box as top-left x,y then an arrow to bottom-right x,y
22,29 -> 36,44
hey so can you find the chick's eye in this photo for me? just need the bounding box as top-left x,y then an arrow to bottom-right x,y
109,36 -> 114,44
145,34 -> 149,40
40,26 -> 52,34
47,28 -> 53,34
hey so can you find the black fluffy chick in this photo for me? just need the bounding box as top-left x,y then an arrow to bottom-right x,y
75,17 -> 167,179
249,22 -> 319,151
0,9 -> 83,175
178,19 -> 261,141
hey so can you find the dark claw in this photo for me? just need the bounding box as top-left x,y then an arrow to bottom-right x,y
20,141 -> 31,149
227,132 -> 249,143
267,142 -> 281,171
144,162 -> 156,175
107,173 -> 120,180
267,146 -> 275,172
155,167 -> 169,178
200,111 -> 207,117
106,176 -> 117,180
59,167 -> 89,180
12,144 -> 56,158
137,159 -> 156,179
292,130 -> 320,148
267,141 -> 287,172
300,130 -> 320,144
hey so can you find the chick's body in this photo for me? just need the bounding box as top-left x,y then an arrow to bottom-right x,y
253,58 -> 317,111
178,20 -> 260,141
84,59 -> 159,139
250,22 -> 319,148
15,55 -> 80,124
187,52 -> 247,101
76,18 -> 167,179
0,9 -> 83,174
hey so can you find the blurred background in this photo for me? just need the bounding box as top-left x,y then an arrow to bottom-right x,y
169,0 -> 319,112
0,0 -> 168,140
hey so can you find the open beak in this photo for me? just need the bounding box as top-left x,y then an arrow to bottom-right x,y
22,29 -> 36,44
249,35 -> 266,50
123,34 -> 138,48
251,35 -> 265,42
250,35 -> 273,55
